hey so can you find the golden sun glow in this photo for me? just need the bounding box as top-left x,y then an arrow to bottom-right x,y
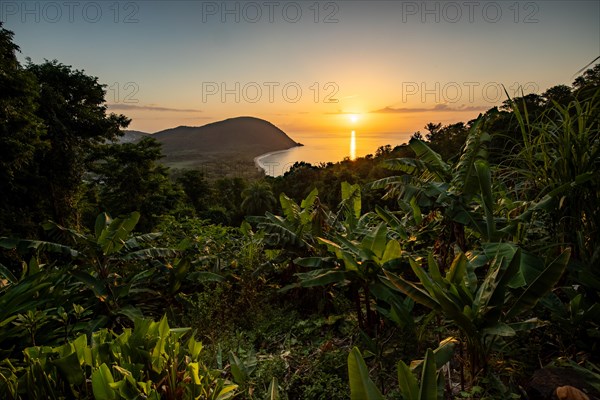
349,114 -> 359,124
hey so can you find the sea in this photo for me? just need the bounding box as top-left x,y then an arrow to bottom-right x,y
255,130 -> 413,176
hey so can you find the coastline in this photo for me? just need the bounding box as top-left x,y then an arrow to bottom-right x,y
253,148 -> 296,173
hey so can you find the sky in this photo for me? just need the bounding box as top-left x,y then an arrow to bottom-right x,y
2,0 -> 599,135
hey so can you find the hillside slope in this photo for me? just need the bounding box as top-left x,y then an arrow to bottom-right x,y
154,116 -> 299,160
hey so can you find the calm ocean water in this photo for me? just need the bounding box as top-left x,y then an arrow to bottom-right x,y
256,131 -> 412,176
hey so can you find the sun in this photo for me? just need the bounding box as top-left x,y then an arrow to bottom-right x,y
348,113 -> 359,124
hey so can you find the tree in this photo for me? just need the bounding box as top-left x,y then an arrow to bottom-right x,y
0,23 -> 44,236
423,122 -> 469,161
572,62 -> 600,97
410,131 -> 423,141
212,177 -> 247,224
375,144 -> 392,157
241,181 -> 277,216
424,122 -> 442,141
542,84 -> 574,106
25,60 -> 129,230
176,169 -> 211,213
88,137 -> 180,231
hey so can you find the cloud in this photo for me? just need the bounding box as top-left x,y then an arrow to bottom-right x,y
371,104 -> 488,114
107,104 -> 202,113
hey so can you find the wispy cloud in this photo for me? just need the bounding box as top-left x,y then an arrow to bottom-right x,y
107,104 -> 202,113
371,104 -> 488,114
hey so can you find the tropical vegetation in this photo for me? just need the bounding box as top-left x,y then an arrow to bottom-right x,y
1,22 -> 600,399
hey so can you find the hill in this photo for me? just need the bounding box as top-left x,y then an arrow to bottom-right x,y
154,116 -> 299,160
122,117 -> 299,176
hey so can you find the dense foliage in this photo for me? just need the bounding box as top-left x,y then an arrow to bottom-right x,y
1,23 -> 600,399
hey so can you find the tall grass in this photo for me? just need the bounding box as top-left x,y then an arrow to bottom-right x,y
502,89 -> 600,267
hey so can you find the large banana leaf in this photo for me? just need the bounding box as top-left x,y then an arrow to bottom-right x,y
375,206 -> 408,240
295,269 -> 347,287
0,237 -> 78,258
341,182 -> 362,220
408,139 -> 452,182
506,248 -> 570,319
450,117 -> 490,198
348,347 -> 385,400
383,270 -> 440,311
474,160 -> 498,241
97,212 -> 140,255
280,193 -> 302,223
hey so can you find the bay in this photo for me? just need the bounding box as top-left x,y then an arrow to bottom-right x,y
256,131 -> 412,176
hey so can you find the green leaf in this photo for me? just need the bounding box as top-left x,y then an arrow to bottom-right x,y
188,362 -> 201,385
98,212 -> 140,255
151,315 -> 170,370
72,271 -> 108,300
409,258 -> 438,300
348,347 -> 385,400
341,181 -> 362,219
397,360 -> 419,400
0,238 -> 79,258
294,257 -> 330,268
409,138 -> 451,181
427,253 -> 442,283
297,269 -> 347,287
381,240 -> 402,266
410,196 -> 423,225
92,363 -> 117,400
52,351 -> 84,385
508,318 -> 548,332
445,253 -> 467,285
419,349 -> 439,400
266,377 -> 279,400
475,159 -> 496,241
384,270 -> 440,311
229,352 -> 247,384
410,337 -> 458,374
375,206 -> 408,240
450,117 -> 490,197
117,306 -> 144,322
507,248 -> 570,319
300,187 -> 319,210
483,322 -> 516,337
216,384 -> 238,400
187,271 -> 225,283
188,337 -> 203,360
95,213 -> 110,240
362,223 -> 388,259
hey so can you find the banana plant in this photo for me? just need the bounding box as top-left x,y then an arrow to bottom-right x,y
43,212 -> 178,324
348,342 -> 454,400
289,183 -> 404,335
384,245 -> 570,381
3,212 -> 179,328
369,117 -> 510,273
251,188 -> 332,254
